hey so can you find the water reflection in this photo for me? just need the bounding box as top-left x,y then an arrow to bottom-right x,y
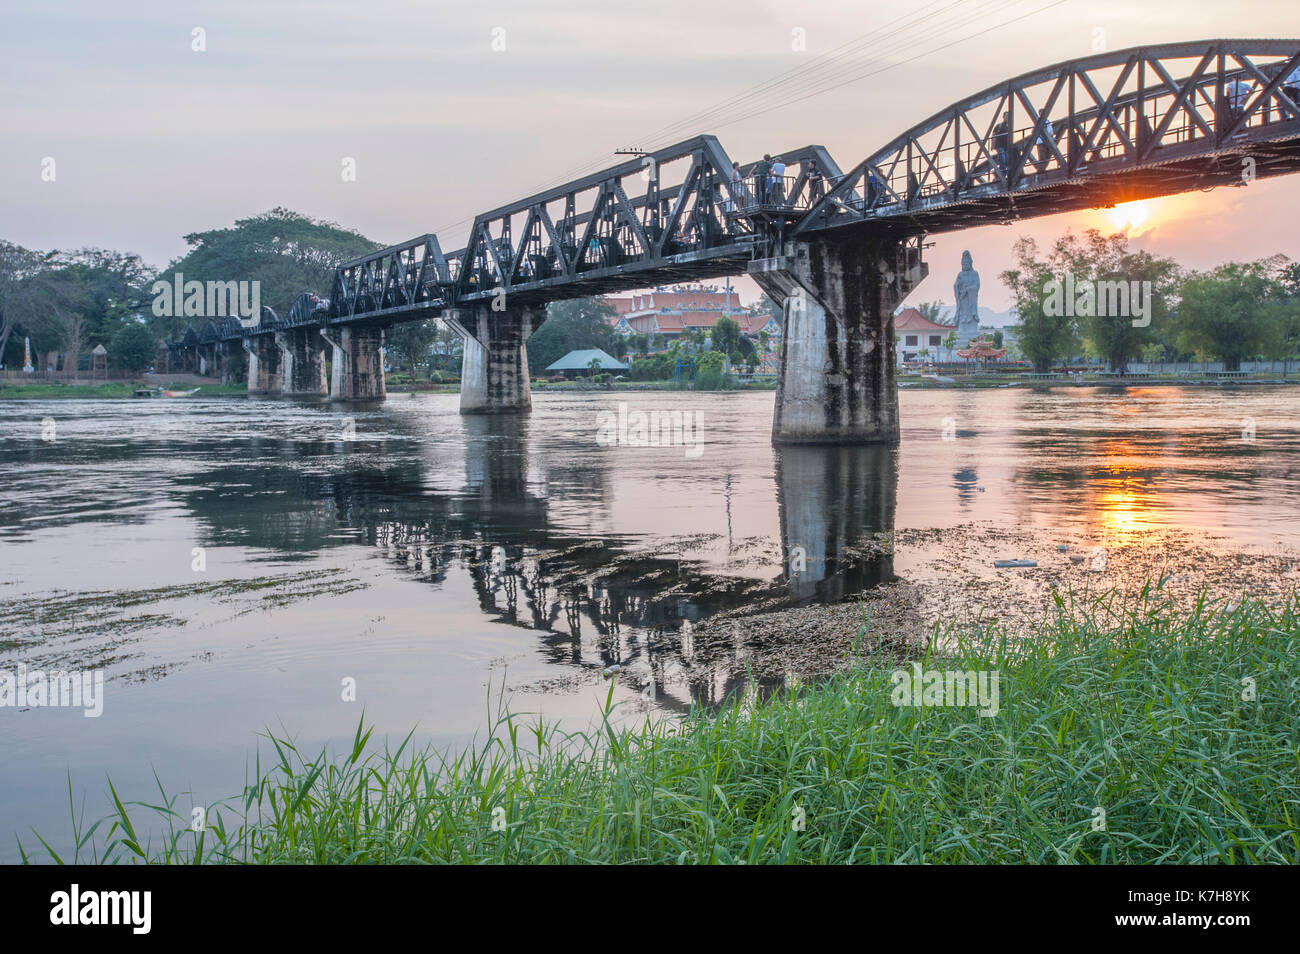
777,445 -> 897,603
169,407 -> 899,712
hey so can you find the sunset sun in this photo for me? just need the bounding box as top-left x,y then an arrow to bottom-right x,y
1107,198 -> 1156,233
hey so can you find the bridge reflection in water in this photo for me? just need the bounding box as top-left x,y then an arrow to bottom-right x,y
177,414 -> 897,714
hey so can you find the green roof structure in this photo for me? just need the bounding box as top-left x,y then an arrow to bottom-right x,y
545,349 -> 628,371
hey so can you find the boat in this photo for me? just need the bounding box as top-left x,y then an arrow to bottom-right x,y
157,386 -> 201,398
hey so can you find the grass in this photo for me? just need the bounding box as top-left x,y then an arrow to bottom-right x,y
25,589 -> 1300,864
0,381 -> 248,399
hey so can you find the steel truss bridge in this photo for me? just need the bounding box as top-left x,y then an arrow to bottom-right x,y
187,38 -> 1300,347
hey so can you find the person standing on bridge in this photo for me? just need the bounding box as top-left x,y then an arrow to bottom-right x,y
993,112 -> 1012,179
770,155 -> 787,204
1224,76 -> 1253,130
1032,118 -> 1055,173
728,161 -> 741,212
807,158 -> 825,202
755,154 -> 772,205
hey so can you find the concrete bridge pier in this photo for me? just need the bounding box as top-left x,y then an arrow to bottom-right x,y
244,336 -> 282,394
273,332 -> 295,393
447,304 -> 546,414
275,329 -> 328,396
750,236 -> 926,445
218,341 -> 245,384
320,325 -> 386,400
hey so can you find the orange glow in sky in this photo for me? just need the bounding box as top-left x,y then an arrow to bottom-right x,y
1106,199 -> 1157,234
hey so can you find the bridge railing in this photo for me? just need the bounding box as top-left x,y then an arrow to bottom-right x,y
725,174 -> 822,215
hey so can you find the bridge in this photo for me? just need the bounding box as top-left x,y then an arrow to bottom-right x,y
175,39 -> 1300,444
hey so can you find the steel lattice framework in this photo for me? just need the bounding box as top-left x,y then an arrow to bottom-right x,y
200,37 -> 1300,342
324,137 -> 841,325
796,39 -> 1300,236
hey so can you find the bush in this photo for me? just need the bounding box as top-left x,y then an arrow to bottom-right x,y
630,355 -> 672,381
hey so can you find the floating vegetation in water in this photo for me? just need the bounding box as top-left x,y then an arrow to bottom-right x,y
0,567 -> 369,679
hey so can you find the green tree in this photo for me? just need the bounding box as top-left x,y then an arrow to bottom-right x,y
158,208 -> 381,332
1266,257 -> 1300,376
711,315 -> 743,357
0,242 -> 49,368
110,320 -> 156,373
526,297 -> 620,374
1051,230 -> 1176,372
1002,236 -> 1080,373
694,349 -> 728,389
387,319 -> 439,383
1175,262 -> 1280,371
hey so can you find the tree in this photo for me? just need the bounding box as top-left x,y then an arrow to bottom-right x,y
111,320 -> 156,373
1175,263 -> 1279,371
429,320 -> 463,372
159,208 -> 381,330
1266,258 -> 1300,376
0,242 -> 47,368
387,319 -> 439,383
1002,236 -> 1080,373
917,301 -> 946,323
694,349 -> 728,388
1004,229 -> 1175,374
1057,230 -> 1176,372
25,263 -> 99,375
526,297 -> 620,373
711,315 -> 743,357
991,329 -> 1004,349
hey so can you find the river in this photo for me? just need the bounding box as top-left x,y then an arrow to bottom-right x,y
1,385 -> 1297,860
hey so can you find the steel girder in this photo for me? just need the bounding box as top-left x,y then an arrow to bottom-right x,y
795,38 -> 1300,237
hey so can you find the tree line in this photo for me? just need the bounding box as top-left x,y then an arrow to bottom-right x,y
0,208 -> 380,374
1003,229 -> 1300,372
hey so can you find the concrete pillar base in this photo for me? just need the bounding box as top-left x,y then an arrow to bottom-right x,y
321,325 -> 386,400
448,304 -> 546,414
276,329 -> 328,396
244,336 -> 282,394
750,236 -> 926,445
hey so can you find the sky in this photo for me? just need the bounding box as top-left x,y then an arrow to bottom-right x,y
2,0 -> 1298,310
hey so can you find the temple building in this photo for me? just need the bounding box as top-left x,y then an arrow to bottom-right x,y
602,285 -> 781,352
894,308 -> 959,365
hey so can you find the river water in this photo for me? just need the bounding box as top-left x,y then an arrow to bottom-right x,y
1,386 -> 1297,859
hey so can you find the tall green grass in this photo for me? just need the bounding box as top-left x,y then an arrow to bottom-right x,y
27,589 -> 1300,864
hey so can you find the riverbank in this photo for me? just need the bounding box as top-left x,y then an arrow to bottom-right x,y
31,588 -> 1298,864
0,380 -> 247,399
